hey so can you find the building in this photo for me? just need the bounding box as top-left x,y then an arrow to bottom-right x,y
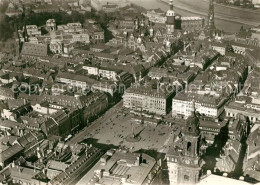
180,17 -> 204,32
90,0 -> 130,11
56,72 -> 96,90
118,17 -> 136,31
167,105 -> 201,185
87,150 -> 158,185
50,146 -> 104,185
246,48 -> 260,67
225,96 -> 260,123
14,131 -> 44,158
172,92 -> 228,119
215,139 -> 242,172
243,122 -> 260,181
50,108 -> 82,138
252,0 -> 260,8
102,3 -> 119,12
211,42 -> 226,55
46,19 -> 56,32
123,83 -> 175,115
199,119 -> 227,145
144,9 -> 166,24
25,25 -> 41,37
9,165 -> 49,184
0,144 -> 24,168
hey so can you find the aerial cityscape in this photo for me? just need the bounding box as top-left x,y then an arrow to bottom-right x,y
0,0 -> 260,184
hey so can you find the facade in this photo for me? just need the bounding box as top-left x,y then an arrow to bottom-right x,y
144,9 -> 167,24
90,0 -> 130,11
199,119 -> 227,144
83,65 -> 122,81
211,42 -> 226,55
102,3 -> 119,12
167,106 -> 201,185
25,25 -> 41,37
119,17 -> 136,31
123,83 -> 175,115
46,19 -> 56,32
225,97 -> 260,123
180,17 -> 204,31
172,92 -> 227,119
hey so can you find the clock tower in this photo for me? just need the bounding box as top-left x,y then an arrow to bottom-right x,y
167,101 -> 201,185
166,0 -> 175,35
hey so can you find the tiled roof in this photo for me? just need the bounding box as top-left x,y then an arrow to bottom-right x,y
21,43 -> 48,57
0,144 -> 24,163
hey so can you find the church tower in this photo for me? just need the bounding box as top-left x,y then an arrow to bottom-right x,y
166,0 -> 175,35
166,100 -> 201,185
208,0 -> 215,38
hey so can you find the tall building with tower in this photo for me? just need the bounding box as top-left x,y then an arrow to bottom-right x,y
208,0 -> 216,38
166,0 -> 175,35
167,101 -> 202,185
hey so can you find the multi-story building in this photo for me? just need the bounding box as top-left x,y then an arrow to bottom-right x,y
243,123 -> 260,181
83,65 -> 122,81
25,25 -> 41,37
180,17 -> 204,31
102,3 -> 119,12
50,108 -> 82,138
172,92 -> 228,119
119,17 -> 136,31
143,9 -> 166,24
71,33 -> 90,43
46,19 -> 56,32
50,146 -> 104,185
56,72 -> 96,90
90,0 -> 130,11
14,131 -> 45,158
88,24 -> 105,44
123,83 -> 175,115
61,22 -> 84,34
225,96 -> 260,123
211,42 -> 226,55
87,150 -> 158,185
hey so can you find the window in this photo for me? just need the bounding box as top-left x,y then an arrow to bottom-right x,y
187,142 -> 192,154
184,175 -> 189,181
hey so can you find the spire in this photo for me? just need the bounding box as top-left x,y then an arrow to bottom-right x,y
191,99 -> 196,115
208,0 -> 215,38
169,0 -> 173,10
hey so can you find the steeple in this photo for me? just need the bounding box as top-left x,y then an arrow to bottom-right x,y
208,0 -> 215,38
169,0 -> 173,10
191,99 -> 196,115
166,0 -> 175,35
